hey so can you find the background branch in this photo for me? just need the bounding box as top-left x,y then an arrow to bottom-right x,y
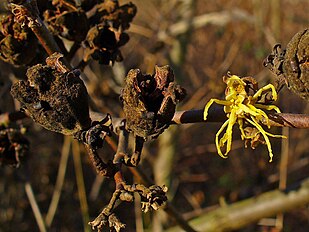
167,178 -> 309,232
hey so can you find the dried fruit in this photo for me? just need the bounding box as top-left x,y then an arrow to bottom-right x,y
0,13 -> 38,65
83,0 -> 136,64
43,0 -> 89,42
83,24 -> 127,64
11,53 -> 91,136
264,28 -> 309,101
121,65 -> 186,140
94,0 -> 137,30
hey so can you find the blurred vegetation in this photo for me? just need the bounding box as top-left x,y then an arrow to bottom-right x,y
0,0 -> 308,231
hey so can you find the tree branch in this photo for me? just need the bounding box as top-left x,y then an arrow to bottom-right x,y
172,107 -> 309,128
167,178 -> 309,232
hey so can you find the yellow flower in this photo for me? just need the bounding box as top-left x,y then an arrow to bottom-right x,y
204,74 -> 286,162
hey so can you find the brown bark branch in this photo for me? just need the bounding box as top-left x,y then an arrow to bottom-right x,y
172,106 -> 309,128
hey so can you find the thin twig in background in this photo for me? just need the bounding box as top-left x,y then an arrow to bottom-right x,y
24,182 -> 47,232
168,8 -> 254,37
89,175 -> 105,201
73,140 -> 90,232
276,126 -> 290,230
166,178 -> 309,232
45,135 -> 72,227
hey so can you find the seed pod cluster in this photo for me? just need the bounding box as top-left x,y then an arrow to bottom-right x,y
264,28 -> 309,101
1,0 -> 136,67
42,0 -> 136,65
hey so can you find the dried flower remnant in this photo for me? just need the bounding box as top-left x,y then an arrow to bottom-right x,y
83,0 -> 136,64
83,24 -> 124,64
10,53 -> 91,136
78,0 -> 97,12
264,28 -> 309,101
89,183 -> 167,232
0,125 -> 29,168
204,74 -> 285,162
0,13 -> 38,65
139,184 -> 168,213
94,0 -> 137,30
121,65 -> 186,140
43,0 -> 89,42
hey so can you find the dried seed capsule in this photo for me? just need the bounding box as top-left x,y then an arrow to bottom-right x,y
264,29 -> 309,101
44,8 -> 89,43
121,65 -> 186,140
83,24 -> 124,65
11,53 -> 91,135
83,0 -> 136,65
43,0 -> 89,43
283,29 -> 309,100
0,13 -> 38,66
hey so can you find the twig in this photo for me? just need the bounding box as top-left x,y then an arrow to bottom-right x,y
24,181 -> 47,232
166,178 -> 309,232
72,139 -> 90,232
45,135 -> 72,227
168,9 -> 254,37
104,125 -> 197,232
276,126 -> 290,229
132,167 -> 197,232
89,175 -> 105,201
113,121 -> 144,167
172,108 -> 309,128
90,108 -> 309,129
84,144 -> 111,177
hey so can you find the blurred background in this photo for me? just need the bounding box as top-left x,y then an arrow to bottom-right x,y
0,0 -> 308,231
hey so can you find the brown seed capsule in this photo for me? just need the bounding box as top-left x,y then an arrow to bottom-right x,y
94,0 -> 137,30
44,4 -> 89,43
83,24 -> 124,65
11,53 -> 91,135
121,65 -> 186,140
0,13 -> 38,66
264,29 -> 309,101
83,0 -> 136,65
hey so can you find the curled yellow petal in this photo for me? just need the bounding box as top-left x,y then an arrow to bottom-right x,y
203,74 -> 286,161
